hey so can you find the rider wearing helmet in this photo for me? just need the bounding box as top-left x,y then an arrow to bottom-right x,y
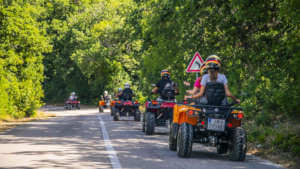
121,83 -> 133,101
104,91 -> 108,97
103,90 -> 110,104
152,69 -> 179,100
188,57 -> 240,103
69,92 -> 77,101
186,64 -> 207,95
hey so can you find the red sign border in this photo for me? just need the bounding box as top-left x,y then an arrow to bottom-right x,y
186,52 -> 204,72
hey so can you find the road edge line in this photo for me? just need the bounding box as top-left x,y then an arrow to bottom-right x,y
97,115 -> 122,169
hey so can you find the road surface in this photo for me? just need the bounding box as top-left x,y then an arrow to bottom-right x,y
0,106 -> 284,169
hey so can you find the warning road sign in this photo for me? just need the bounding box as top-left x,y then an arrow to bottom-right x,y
186,52 -> 204,73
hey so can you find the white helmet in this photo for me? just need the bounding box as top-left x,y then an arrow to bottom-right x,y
71,92 -> 75,95
124,83 -> 130,89
104,91 -> 108,95
118,88 -> 122,92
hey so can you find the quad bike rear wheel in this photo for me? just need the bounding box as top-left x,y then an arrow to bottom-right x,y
145,112 -> 155,135
169,122 -> 178,151
229,127 -> 247,161
177,123 -> 193,157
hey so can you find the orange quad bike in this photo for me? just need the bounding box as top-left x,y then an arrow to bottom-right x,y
98,100 -> 106,113
169,82 -> 247,161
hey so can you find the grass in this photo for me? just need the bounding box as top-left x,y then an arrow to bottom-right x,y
0,111 -> 56,132
246,119 -> 300,169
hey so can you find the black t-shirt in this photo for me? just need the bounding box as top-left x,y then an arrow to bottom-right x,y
121,88 -> 133,100
117,93 -> 123,100
156,79 -> 176,100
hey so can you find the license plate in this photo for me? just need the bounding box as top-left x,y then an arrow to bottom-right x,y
207,118 -> 225,131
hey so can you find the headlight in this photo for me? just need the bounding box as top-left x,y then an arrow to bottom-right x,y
214,108 -> 219,112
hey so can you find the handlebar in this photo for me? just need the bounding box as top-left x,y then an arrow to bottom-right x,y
178,101 -> 242,109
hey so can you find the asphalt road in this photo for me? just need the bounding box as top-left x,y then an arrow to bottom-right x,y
0,107 -> 285,169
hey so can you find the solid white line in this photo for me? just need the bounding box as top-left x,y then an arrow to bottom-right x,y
97,115 -> 122,169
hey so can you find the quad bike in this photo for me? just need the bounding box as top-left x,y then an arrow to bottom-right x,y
98,100 -> 105,113
169,82 -> 247,161
113,100 -> 141,121
143,89 -> 176,135
98,96 -> 111,113
64,99 -> 80,110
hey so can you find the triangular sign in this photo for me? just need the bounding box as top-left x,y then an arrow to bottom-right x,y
186,52 -> 204,73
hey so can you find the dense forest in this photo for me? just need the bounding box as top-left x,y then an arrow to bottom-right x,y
0,0 -> 299,157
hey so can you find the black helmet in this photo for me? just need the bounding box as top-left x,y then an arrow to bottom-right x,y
206,62 -> 220,70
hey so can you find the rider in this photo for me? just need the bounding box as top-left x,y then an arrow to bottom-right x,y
186,55 -> 221,95
103,90 -> 109,101
188,58 -> 240,103
69,92 -> 77,101
121,83 -> 133,101
185,64 -> 207,104
186,64 -> 207,95
152,69 -> 179,101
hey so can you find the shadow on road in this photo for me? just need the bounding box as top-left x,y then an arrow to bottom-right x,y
0,112 -> 111,168
0,108 -> 284,169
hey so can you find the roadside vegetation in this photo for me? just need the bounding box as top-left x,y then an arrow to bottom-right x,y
0,0 -> 299,167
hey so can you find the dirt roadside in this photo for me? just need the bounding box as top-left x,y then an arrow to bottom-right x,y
0,110 -> 56,132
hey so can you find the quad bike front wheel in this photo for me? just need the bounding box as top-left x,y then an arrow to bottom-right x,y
145,112 -> 155,135
113,112 -> 120,121
177,123 -> 193,158
111,107 -> 116,116
99,106 -> 103,113
134,110 -> 141,122
67,104 -> 72,110
142,113 -> 146,132
169,122 -> 178,151
229,127 -> 247,161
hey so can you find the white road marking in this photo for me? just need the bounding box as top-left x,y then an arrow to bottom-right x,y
97,115 -> 122,169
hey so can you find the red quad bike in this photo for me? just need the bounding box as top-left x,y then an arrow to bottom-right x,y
113,100 -> 141,121
64,99 -> 80,110
143,90 -> 176,135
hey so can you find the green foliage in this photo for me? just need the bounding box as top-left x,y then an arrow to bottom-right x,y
138,0 -> 299,118
0,1 -> 51,118
0,0 -> 299,155
247,122 -> 300,156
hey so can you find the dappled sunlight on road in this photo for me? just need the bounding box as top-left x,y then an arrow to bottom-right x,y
0,109 -> 111,169
0,107 -> 285,169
